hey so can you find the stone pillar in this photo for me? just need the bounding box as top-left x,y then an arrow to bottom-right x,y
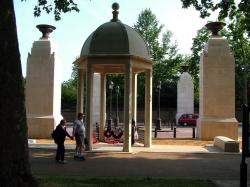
26,24 -> 62,138
197,22 -> 238,140
99,73 -> 106,142
144,69 -> 152,147
86,63 -> 94,150
176,71 -> 194,123
92,73 -> 101,125
132,73 -> 138,122
123,63 -> 132,152
76,69 -> 84,115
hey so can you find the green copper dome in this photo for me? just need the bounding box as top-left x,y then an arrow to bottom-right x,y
80,4 -> 150,60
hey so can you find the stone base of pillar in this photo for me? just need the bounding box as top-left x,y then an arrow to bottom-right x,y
197,117 -> 238,140
27,114 -> 62,138
122,146 -> 131,152
144,141 -> 151,148
99,132 -> 105,142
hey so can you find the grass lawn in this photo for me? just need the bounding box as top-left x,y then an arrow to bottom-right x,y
38,176 -> 217,187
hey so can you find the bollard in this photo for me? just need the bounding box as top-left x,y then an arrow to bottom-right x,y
154,127 -> 157,138
173,127 -> 176,138
192,127 -> 195,138
96,122 -> 99,141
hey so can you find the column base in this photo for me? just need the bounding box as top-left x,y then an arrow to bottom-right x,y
197,117 -> 238,140
123,146 -> 131,152
27,114 -> 62,139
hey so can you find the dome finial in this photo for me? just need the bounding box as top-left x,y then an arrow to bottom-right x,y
111,2 -> 120,22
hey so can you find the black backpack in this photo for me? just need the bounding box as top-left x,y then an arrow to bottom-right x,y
51,128 -> 59,143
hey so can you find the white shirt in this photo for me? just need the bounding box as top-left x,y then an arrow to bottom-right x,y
73,119 -> 86,137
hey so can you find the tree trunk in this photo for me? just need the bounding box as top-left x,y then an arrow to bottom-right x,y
0,1 -> 37,186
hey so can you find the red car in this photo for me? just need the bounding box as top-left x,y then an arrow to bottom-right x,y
178,114 -> 198,126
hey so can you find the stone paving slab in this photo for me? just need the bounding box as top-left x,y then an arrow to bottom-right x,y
29,141 -> 239,155
91,143 -> 224,153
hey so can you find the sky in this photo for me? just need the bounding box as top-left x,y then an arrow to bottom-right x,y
14,0 -> 218,82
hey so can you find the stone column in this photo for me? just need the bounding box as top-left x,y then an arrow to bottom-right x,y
144,69 -> 152,147
76,68 -> 84,115
86,63 -> 94,150
176,70 -> 194,123
99,73 -> 106,142
132,73 -> 138,122
92,73 -> 101,125
197,22 -> 238,140
26,24 -> 62,138
123,63 -> 132,152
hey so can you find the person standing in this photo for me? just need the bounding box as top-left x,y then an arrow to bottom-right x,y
54,119 -> 73,163
73,113 -> 86,161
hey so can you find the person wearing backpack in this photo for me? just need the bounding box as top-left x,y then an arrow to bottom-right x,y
73,113 -> 86,161
54,119 -> 73,163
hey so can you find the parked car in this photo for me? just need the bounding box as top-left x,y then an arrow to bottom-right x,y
178,113 -> 198,126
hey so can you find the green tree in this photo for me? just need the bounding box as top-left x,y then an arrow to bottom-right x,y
226,12 -> 250,106
33,0 -> 79,21
181,0 -> 250,35
61,78 -> 77,109
61,63 -> 78,109
186,26 -> 210,105
133,9 -> 183,108
133,9 -> 180,63
181,0 -> 250,105
0,1 -> 79,186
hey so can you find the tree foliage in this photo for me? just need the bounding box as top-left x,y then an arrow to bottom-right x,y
181,0 -> 250,106
61,62 -> 79,109
226,12 -> 250,106
133,9 -> 184,108
181,0 -> 250,35
186,26 -> 210,105
22,0 -> 79,21
133,9 -> 179,62
61,78 -> 77,109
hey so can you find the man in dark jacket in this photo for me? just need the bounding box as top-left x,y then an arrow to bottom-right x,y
54,119 -> 73,163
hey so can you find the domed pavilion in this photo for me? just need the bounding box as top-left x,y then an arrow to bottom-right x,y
74,3 -> 155,152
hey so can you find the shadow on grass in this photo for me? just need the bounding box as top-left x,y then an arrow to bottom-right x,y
38,176 -> 217,187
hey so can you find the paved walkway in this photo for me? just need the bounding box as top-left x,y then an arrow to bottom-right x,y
29,141 -> 250,187
29,141 -> 222,153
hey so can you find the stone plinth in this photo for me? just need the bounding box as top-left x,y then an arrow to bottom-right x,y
26,35 -> 62,138
214,136 -> 239,152
197,35 -> 238,140
176,72 -> 194,122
